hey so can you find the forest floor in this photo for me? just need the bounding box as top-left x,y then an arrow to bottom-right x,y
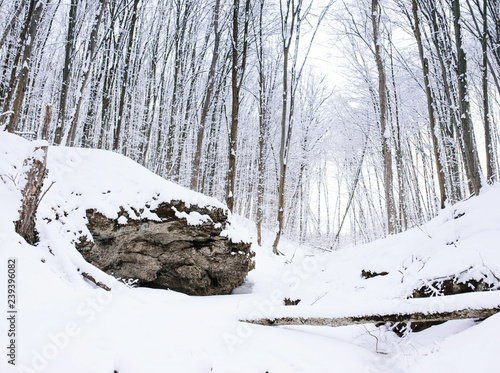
1,131 -> 499,373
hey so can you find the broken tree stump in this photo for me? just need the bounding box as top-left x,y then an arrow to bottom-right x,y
15,141 -> 48,244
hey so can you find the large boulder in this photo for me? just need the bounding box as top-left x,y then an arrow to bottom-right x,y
76,200 -> 255,296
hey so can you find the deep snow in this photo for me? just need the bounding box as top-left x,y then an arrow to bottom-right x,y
1,132 -> 500,372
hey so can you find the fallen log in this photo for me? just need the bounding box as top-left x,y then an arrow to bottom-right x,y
243,307 -> 499,327
241,291 -> 500,328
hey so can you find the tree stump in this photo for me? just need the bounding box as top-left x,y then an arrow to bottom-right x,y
15,142 -> 48,244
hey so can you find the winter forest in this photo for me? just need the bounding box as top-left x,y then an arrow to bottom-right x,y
2,0 -> 499,250
2,0 -> 500,372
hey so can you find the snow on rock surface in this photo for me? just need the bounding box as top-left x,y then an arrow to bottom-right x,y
1,132 -> 500,372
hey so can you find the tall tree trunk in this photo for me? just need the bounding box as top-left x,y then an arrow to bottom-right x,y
272,0 -> 328,251
66,0 -> 107,146
412,0 -> 447,209
174,22 -> 207,182
227,0 -> 240,212
272,0 -> 304,254
451,0 -> 483,195
81,57 -> 101,147
98,5 -> 125,150
227,0 -> 250,212
0,0 -> 28,50
1,0 -> 36,130
139,24 -> 162,166
6,2 -> 43,133
191,0 -> 220,191
53,0 -> 78,145
388,40 -> 407,229
426,2 -> 462,202
272,43 -> 289,253
256,0 -> 265,246
165,0 -> 191,176
113,0 -> 139,151
486,0 -> 500,72
0,41 -> 15,108
481,0 -> 495,181
371,0 -> 396,234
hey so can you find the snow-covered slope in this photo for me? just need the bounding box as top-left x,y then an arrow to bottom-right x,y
1,132 -> 500,372
1,131 -> 247,290
245,183 -> 500,306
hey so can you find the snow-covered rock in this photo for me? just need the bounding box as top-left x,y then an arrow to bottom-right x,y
78,202 -> 254,295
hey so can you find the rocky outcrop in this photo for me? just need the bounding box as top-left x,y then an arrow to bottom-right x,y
76,200 -> 255,296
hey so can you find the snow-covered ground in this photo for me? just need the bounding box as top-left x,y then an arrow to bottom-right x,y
1,132 -> 499,372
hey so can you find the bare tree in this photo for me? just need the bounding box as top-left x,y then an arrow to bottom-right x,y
273,0 -> 303,254
113,0 -> 140,151
480,0 -> 495,181
0,0 -> 28,51
191,0 -> 221,191
464,0 -> 497,182
3,0 -> 44,133
411,0 -> 447,208
66,0 -> 108,146
227,0 -> 251,212
53,0 -> 78,145
255,0 -> 267,246
371,0 -> 396,234
451,0 -> 483,195
272,0 -> 331,253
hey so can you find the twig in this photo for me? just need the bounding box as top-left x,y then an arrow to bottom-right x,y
310,291 -> 329,305
36,181 -> 56,209
285,245 -> 299,264
81,271 -> 111,291
0,173 -> 19,186
361,324 -> 382,353
479,253 -> 500,283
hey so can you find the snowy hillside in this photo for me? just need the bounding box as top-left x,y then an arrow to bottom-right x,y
1,132 -> 500,372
